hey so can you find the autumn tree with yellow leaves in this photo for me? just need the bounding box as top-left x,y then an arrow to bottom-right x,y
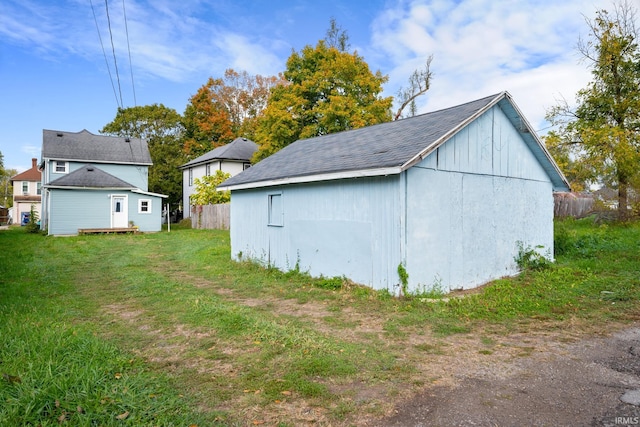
546,2 -> 640,220
253,35 -> 393,161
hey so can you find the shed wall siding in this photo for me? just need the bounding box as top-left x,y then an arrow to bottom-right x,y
405,167 -> 553,290
405,105 -> 554,291
230,176 -> 402,290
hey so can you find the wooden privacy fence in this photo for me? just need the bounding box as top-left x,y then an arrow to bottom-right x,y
554,192 -> 594,218
191,204 -> 230,230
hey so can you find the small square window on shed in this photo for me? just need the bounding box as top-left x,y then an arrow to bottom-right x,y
268,193 -> 283,227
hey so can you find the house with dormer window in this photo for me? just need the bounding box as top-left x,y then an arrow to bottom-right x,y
40,129 -> 167,235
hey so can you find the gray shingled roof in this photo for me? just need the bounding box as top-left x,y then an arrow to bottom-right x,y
220,94 -> 499,188
42,129 -> 152,165
46,165 -> 135,189
180,137 -> 258,169
219,92 -> 570,192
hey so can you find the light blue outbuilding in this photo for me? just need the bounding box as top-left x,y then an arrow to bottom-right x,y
219,92 -> 570,293
41,129 -> 167,235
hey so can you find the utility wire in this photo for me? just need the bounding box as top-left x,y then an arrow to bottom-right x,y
89,0 -> 120,108
122,0 -> 137,106
104,0 -> 124,108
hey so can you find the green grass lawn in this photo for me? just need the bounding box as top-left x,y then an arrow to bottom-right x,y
1,217 -> 639,426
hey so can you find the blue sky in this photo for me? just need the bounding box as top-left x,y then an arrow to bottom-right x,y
1,0 -> 609,172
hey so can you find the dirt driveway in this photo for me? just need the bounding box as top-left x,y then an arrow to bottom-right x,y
369,325 -> 640,427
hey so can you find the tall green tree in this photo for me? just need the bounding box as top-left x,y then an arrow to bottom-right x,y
253,40 -> 393,161
546,2 -> 640,220
0,152 -> 16,209
101,104 -> 185,208
1,169 -> 16,209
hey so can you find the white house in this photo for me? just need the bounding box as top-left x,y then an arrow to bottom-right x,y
180,137 -> 257,218
218,92 -> 570,294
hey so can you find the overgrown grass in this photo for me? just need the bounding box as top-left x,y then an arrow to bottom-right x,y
1,217 -> 639,425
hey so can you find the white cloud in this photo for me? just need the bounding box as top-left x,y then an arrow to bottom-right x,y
1,0 -> 285,83
370,0 -> 610,132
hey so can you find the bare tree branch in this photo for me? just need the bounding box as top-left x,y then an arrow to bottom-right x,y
394,56 -> 433,120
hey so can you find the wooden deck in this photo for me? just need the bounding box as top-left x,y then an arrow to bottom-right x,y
78,227 -> 141,235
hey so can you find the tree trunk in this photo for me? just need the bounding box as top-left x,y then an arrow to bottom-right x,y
618,178 -> 630,222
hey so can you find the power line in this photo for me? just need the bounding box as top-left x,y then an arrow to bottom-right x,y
104,0 -> 123,108
89,0 -> 120,108
122,0 -> 137,106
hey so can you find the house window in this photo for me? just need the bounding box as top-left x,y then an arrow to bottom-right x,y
188,168 -> 193,186
243,163 -> 251,170
54,161 -> 67,173
268,193 -> 283,227
138,199 -> 152,214
22,181 -> 28,194
37,182 -> 41,195
206,163 -> 211,176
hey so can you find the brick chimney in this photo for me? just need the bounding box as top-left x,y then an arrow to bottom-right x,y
31,158 -> 37,169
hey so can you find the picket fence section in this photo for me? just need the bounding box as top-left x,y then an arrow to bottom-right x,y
190,204 -> 230,230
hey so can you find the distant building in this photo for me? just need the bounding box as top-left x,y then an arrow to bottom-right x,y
10,158 -> 42,225
180,137 -> 257,217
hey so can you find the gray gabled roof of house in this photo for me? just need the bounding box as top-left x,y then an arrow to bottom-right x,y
42,129 -> 152,165
180,137 -> 258,169
45,165 -> 136,189
219,92 -> 570,192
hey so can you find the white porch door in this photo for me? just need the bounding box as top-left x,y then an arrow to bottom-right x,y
111,196 -> 128,228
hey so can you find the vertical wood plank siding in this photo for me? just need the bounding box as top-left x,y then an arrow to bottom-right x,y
231,176 -> 403,290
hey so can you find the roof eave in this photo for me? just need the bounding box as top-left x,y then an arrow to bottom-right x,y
219,166 -> 403,191
44,185 -> 137,191
132,189 -> 169,198
180,158 -> 247,169
42,156 -> 152,166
